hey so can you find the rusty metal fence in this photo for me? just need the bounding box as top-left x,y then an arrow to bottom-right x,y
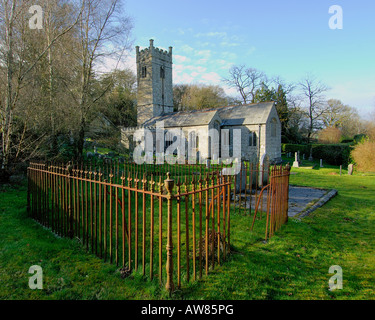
27,162 -> 232,291
250,164 -> 291,240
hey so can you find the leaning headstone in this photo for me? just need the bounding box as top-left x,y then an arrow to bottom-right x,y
348,164 -> 354,176
320,159 -> 324,168
293,152 -> 300,168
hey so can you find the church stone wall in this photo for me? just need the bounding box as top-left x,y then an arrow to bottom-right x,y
265,106 -> 282,163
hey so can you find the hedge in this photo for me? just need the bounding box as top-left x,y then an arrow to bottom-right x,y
282,143 -> 353,166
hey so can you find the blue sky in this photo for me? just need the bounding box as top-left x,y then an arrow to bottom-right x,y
121,0 -> 375,117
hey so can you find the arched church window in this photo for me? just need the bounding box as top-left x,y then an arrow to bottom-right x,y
271,118 -> 277,138
249,132 -> 257,147
189,131 -> 196,148
160,66 -> 165,79
222,129 -> 229,145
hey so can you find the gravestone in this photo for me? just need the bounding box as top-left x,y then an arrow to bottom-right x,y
303,154 -> 305,160
235,160 -> 246,193
293,152 -> 300,168
206,159 -> 211,169
348,164 -> 354,175
308,150 -> 313,161
320,159 -> 324,168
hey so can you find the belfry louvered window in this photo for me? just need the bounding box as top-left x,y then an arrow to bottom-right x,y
141,66 -> 147,78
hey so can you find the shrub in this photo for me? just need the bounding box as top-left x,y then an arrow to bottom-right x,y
318,127 -> 342,144
311,144 -> 352,166
341,138 -> 354,144
282,143 -> 352,165
353,134 -> 367,144
351,140 -> 375,172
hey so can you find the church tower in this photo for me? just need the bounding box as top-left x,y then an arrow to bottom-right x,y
136,39 -> 174,126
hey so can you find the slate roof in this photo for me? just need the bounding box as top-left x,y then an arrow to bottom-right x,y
142,109 -> 218,128
217,102 -> 274,126
140,101 -> 274,128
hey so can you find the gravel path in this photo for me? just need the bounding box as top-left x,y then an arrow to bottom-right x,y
240,186 -> 337,218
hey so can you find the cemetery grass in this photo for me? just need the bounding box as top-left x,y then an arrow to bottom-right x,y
1,163 -> 375,300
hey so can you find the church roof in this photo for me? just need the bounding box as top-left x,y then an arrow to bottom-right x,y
142,109 -> 218,128
140,101 -> 275,128
216,102 -> 275,126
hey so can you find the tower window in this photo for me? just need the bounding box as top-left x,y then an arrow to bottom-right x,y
141,66 -> 147,78
160,66 -> 165,79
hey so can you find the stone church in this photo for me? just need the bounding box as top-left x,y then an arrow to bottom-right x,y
121,40 -> 282,164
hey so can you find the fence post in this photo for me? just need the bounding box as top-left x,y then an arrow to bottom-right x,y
285,164 -> 291,224
67,163 -> 74,239
164,172 -> 175,293
27,167 -> 31,216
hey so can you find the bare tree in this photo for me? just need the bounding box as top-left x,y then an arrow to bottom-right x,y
70,0 -> 133,160
320,99 -> 364,138
0,0 -> 82,174
298,75 -> 330,145
223,65 -> 267,104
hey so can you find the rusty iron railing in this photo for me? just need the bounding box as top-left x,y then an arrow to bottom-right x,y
27,162 -> 232,292
250,164 -> 291,240
231,161 -> 271,216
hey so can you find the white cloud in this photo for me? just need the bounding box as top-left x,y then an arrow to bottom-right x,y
201,71 -> 222,85
221,51 -> 237,62
220,41 -> 240,48
195,49 -> 211,59
94,52 -> 136,74
180,44 -> 194,54
196,58 -> 209,65
174,54 -> 191,64
215,59 -> 234,70
195,31 -> 227,38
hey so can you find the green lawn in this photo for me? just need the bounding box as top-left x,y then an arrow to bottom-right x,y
1,161 -> 375,300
